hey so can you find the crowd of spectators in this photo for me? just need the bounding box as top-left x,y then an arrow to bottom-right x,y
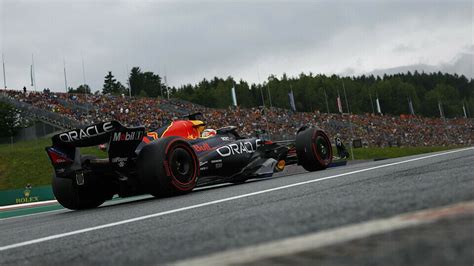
1,89 -> 472,147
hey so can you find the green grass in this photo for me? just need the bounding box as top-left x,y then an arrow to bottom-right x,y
0,138 -> 105,191
349,146 -> 459,160
0,138 -> 466,191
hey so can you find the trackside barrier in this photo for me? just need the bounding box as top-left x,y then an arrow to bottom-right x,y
0,186 -> 54,206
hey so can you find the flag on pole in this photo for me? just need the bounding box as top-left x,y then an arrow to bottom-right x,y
376,97 -> 382,114
438,101 -> 444,118
231,86 -> 237,106
288,89 -> 296,112
2,53 -> 6,89
337,96 -> 343,113
408,97 -> 415,115
30,64 -> 34,87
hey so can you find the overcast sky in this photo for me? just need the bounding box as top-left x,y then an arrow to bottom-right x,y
1,0 -> 472,92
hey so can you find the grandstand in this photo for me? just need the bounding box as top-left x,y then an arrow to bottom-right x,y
1,89 -> 472,147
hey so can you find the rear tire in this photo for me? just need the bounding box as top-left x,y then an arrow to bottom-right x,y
296,128 -> 332,171
52,156 -> 109,210
137,136 -> 199,197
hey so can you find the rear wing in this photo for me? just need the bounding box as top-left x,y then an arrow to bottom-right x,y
46,121 -> 145,176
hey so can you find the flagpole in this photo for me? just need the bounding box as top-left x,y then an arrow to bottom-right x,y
368,88 -> 375,114
266,83 -> 272,108
63,57 -> 68,93
342,79 -> 355,160
256,70 -> 271,138
337,89 -> 342,113
462,101 -> 467,118
342,80 -> 350,114
257,70 -> 265,107
164,66 -> 169,100
126,64 -> 131,97
164,75 -> 169,100
438,100 -> 444,118
2,53 -> 6,89
31,54 -> 37,92
375,91 -> 382,115
81,53 -> 89,115
323,88 -> 329,114
81,53 -> 86,86
288,85 -> 296,112
408,96 -> 415,115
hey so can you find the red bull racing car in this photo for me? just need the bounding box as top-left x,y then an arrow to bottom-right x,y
46,113 -> 332,210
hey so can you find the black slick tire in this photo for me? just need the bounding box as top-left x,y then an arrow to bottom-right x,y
295,128 -> 332,171
52,156 -> 108,210
137,136 -> 199,197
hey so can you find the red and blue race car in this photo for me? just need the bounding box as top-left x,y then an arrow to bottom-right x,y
46,113 -> 332,210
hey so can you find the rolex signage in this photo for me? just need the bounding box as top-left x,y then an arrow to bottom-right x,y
15,184 -> 40,204
0,185 -> 54,206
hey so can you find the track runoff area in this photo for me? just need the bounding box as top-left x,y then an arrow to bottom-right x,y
0,147 -> 473,265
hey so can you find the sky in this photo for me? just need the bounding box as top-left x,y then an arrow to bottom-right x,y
0,0 -> 472,92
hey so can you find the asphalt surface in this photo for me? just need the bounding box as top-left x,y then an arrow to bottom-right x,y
0,147 -> 473,265
257,213 -> 473,266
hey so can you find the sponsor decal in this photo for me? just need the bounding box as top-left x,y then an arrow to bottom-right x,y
147,132 -> 159,140
211,159 -> 222,163
216,139 -> 262,157
200,166 -> 209,171
15,184 -> 39,204
111,157 -> 128,167
193,143 -> 212,152
47,148 -> 72,164
220,136 -> 231,141
200,161 -> 208,167
112,131 -> 144,142
59,122 -> 115,142
215,163 -> 223,169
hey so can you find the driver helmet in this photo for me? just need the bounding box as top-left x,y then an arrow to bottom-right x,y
201,128 -> 217,138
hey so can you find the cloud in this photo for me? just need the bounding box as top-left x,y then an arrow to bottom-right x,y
1,0 -> 472,92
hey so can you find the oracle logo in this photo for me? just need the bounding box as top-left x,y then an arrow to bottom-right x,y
59,122 -> 114,142
216,139 -> 262,157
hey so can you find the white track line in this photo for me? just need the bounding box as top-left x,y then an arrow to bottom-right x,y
0,200 -> 58,211
0,147 -> 472,252
0,208 -> 68,221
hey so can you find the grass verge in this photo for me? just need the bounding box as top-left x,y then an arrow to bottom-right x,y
0,138 -> 465,191
0,138 -> 105,191
349,146 -> 458,160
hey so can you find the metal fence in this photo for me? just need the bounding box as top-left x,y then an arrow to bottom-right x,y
0,94 -> 83,130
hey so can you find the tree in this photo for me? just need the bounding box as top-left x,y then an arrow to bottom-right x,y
128,67 -> 163,97
68,84 -> 91,94
129,67 -> 143,96
0,102 -> 30,138
102,71 -> 126,95
167,71 -> 474,117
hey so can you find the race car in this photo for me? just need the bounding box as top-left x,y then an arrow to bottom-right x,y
45,113 -> 332,210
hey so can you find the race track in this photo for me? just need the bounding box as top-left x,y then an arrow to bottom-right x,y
0,147 -> 473,265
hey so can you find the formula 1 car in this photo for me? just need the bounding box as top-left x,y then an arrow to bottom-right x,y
46,113 -> 332,210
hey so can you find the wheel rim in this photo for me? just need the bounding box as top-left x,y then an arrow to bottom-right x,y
315,135 -> 331,161
169,147 -> 194,183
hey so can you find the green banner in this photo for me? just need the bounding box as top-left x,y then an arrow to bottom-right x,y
0,185 -> 54,206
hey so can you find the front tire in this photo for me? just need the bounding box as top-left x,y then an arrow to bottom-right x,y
296,128 -> 332,171
137,136 -> 199,197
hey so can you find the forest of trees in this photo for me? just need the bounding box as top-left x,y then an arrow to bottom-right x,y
171,71 -> 473,118
68,68 -> 472,118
